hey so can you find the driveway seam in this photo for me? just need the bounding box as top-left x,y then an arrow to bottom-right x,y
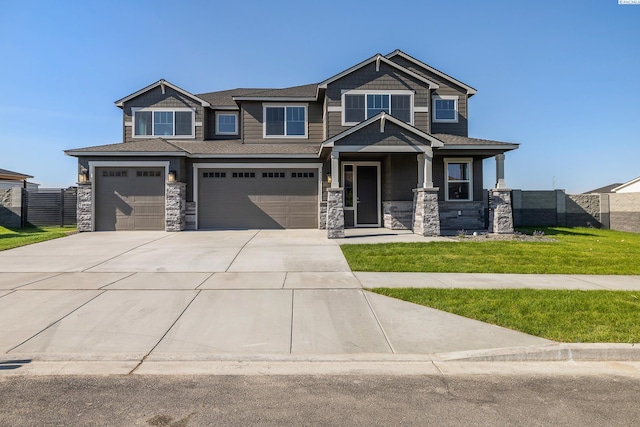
225,230 -> 260,273
361,290 -> 396,354
128,289 -> 202,375
98,272 -> 137,289
0,290 -> 16,300
195,273 -> 216,290
81,233 -> 176,272
6,290 -> 107,353
9,273 -> 66,290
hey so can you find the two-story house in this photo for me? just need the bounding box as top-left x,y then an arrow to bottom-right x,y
66,50 -> 518,236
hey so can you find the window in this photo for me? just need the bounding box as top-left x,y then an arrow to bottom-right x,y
433,95 -> 459,123
343,92 -> 413,125
263,172 -> 286,178
216,112 -> 238,135
202,172 -> 226,178
102,170 -> 128,177
231,172 -> 256,178
290,172 -> 315,178
264,105 -> 307,138
133,109 -> 194,138
445,159 -> 472,201
136,170 -> 161,177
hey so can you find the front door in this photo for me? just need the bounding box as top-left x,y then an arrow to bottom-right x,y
356,165 -> 379,226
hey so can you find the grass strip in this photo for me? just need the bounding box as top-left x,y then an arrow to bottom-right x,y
372,288 -> 640,343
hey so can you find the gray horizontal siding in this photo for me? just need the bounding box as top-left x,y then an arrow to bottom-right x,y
334,121 -> 429,147
204,109 -> 241,140
241,101 -> 324,143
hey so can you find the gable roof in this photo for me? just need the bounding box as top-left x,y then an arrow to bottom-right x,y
0,168 -> 33,180
431,134 -> 518,150
385,50 -> 477,96
114,79 -> 211,108
322,112 -> 445,149
612,176 -> 640,193
318,54 -> 440,89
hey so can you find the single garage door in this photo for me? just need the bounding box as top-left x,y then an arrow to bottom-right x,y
198,168 -> 318,229
95,167 -> 165,231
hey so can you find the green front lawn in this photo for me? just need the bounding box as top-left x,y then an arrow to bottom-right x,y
0,226 -> 76,251
372,288 -> 640,343
341,227 -> 640,275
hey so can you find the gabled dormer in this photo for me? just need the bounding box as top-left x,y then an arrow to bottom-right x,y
115,79 -> 210,142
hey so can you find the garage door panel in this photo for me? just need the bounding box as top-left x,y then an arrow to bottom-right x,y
96,167 -> 165,231
198,168 -> 318,229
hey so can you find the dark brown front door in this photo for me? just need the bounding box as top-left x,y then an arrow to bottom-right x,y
356,165 -> 378,226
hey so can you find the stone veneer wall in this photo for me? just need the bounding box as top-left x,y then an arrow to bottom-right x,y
165,182 -> 186,232
439,201 -> 485,231
185,202 -> 196,230
76,182 -> 92,232
0,188 -> 23,228
319,202 -> 327,230
326,188 -> 344,238
382,201 -> 413,230
488,189 -> 514,234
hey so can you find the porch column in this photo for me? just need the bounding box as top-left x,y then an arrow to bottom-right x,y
495,153 -> 506,189
417,148 -> 434,188
412,188 -> 440,236
166,181 -> 186,232
326,150 -> 344,238
330,151 -> 340,188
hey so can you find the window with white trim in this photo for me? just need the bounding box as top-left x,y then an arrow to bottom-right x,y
263,105 -> 307,138
133,108 -> 194,138
215,112 -> 238,135
343,92 -> 413,125
445,159 -> 472,201
433,95 -> 459,123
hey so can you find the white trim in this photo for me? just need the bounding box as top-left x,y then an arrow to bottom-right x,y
340,161 -> 381,227
88,161 -> 170,232
341,90 -> 415,126
333,145 -> 428,153
438,144 -> 519,150
66,151 -> 187,157
612,176 -> 640,193
233,96 -> 317,102
193,162 -> 323,230
262,103 -> 309,139
414,106 -> 429,113
215,111 -> 239,135
327,106 -> 342,112
385,50 -> 478,96
319,54 -> 440,89
211,105 -> 240,110
132,107 -> 196,139
432,95 -> 459,123
114,79 -> 211,107
444,158 -> 473,201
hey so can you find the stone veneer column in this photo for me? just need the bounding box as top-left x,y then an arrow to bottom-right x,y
412,187 -> 440,236
76,181 -> 93,232
489,189 -> 514,234
326,188 -> 345,239
165,181 -> 186,232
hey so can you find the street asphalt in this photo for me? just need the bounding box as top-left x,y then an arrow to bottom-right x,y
0,229 -> 639,377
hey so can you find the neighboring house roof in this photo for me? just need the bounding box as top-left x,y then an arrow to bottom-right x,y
0,168 -> 33,180
385,50 -> 477,96
114,79 -> 211,108
612,176 -> 640,193
431,134 -> 519,150
322,112 -> 445,151
196,84 -> 320,107
318,53 -> 440,89
583,183 -> 623,194
64,138 -> 190,156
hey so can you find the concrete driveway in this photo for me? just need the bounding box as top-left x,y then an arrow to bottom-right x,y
0,230 -> 549,368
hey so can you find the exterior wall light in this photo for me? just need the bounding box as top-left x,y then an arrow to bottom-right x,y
327,174 -> 332,184
78,172 -> 88,183
168,171 -> 176,182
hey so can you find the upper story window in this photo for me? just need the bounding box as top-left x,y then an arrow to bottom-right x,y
445,158 -> 472,201
215,112 -> 238,135
263,104 -> 308,138
433,95 -> 459,123
133,108 -> 194,138
342,91 -> 413,125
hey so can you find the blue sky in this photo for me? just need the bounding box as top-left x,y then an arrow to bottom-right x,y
1,0 -> 638,193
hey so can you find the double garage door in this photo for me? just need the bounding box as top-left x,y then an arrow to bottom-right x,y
95,167 -> 165,231
198,168 -> 318,229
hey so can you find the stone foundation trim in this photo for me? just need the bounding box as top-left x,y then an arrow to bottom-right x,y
319,202 -> 328,230
326,188 -> 344,239
165,182 -> 186,232
412,187 -> 440,236
76,182 -> 92,232
489,188 -> 514,234
383,201 -> 413,230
